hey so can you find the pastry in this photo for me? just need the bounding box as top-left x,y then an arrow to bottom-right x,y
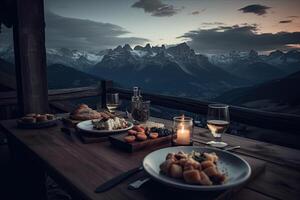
21,116 -> 36,123
36,114 -> 47,122
136,133 -> 147,141
26,113 -> 36,118
128,130 -> 137,136
46,114 -> 55,120
70,104 -> 102,120
149,132 -> 158,139
124,135 -> 136,143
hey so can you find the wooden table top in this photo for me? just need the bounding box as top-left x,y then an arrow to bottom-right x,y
1,115 -> 300,200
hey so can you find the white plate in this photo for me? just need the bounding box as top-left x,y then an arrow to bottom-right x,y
143,146 -> 251,191
76,120 -> 133,135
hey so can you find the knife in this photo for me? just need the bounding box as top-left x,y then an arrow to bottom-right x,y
95,166 -> 143,193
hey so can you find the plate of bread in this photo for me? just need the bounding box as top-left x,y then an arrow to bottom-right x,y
18,113 -> 57,129
73,104 -> 133,135
143,146 -> 251,191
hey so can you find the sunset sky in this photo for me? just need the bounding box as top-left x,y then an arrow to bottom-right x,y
1,0 -> 300,53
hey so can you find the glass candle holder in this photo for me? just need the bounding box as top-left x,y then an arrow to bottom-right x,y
172,116 -> 193,146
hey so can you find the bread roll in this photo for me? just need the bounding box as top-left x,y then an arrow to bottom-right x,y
203,166 -> 219,177
201,160 -> 215,169
199,171 -> 213,185
183,170 -> 201,184
36,115 -> 47,122
21,116 -> 36,123
169,164 -> 183,178
160,159 -> 173,175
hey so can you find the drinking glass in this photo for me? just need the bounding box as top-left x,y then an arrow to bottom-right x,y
207,104 -> 230,147
106,93 -> 119,113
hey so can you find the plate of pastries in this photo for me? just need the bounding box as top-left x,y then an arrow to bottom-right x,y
143,146 -> 251,191
18,113 -> 57,129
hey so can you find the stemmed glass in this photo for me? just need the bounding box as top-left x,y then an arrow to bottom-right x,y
106,93 -> 120,113
207,104 -> 230,147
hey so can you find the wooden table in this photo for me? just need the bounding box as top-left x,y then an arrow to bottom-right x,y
1,116 -> 300,200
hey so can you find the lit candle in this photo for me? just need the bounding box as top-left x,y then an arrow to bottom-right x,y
176,125 -> 190,145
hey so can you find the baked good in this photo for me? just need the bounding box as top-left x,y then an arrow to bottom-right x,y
36,114 -> 47,122
136,133 -> 147,141
149,132 -> 158,139
70,104 -> 102,120
124,135 -> 136,143
21,116 -> 36,123
46,114 -> 55,120
26,113 -> 36,118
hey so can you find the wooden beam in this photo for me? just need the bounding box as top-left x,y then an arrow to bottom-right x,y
0,86 -> 102,106
13,0 -> 48,115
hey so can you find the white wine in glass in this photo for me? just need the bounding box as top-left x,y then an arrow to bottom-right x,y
106,93 -> 119,113
207,104 -> 230,147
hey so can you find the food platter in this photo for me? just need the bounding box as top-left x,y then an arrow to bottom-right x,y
76,120 -> 134,136
17,118 -> 58,129
143,146 -> 251,191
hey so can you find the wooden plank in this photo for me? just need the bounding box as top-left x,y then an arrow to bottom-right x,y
111,87 -> 300,132
13,0 -> 48,114
1,116 -> 299,200
233,188 -> 274,200
246,162 -> 300,200
109,133 -> 171,152
1,119 -> 266,200
0,86 -> 101,106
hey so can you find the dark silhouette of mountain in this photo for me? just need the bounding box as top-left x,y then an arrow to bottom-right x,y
215,71 -> 300,113
0,59 -> 101,89
91,43 -> 248,98
0,58 -> 15,74
47,64 -> 101,89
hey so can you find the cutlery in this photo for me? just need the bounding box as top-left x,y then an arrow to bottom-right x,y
128,177 -> 151,190
95,166 -> 143,193
192,138 -> 240,151
224,145 -> 240,151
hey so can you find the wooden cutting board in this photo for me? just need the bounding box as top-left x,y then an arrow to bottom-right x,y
109,133 -> 172,152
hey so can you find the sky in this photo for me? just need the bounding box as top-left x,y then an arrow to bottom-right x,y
1,0 -> 300,54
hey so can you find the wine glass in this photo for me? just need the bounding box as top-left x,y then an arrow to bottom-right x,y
207,104 -> 230,147
106,93 -> 119,113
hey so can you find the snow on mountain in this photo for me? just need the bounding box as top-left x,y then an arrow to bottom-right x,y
91,43 -> 247,99
0,47 -> 104,70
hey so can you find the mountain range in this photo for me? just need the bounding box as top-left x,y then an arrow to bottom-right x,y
0,58 -> 101,90
90,43 -> 248,98
209,49 -> 300,83
1,43 -> 300,112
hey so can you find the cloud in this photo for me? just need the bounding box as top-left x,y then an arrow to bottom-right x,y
202,22 -> 225,26
287,16 -> 299,18
279,20 -> 293,24
179,24 -> 300,53
191,11 -> 200,15
132,0 -> 182,17
191,9 -> 206,15
238,4 -> 271,16
44,11 -> 148,50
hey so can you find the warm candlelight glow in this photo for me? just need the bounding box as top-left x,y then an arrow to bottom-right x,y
176,124 -> 190,145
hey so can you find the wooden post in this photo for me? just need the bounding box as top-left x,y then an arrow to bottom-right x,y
13,0 -> 49,115
101,80 -> 113,108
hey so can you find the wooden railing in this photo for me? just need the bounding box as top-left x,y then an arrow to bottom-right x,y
1,80 -> 300,132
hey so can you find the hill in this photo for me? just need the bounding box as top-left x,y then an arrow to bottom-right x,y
215,71 -> 300,113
